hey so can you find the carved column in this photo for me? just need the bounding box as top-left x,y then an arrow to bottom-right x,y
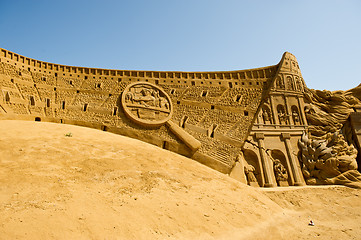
269,95 -> 279,125
281,133 -> 305,186
284,95 -> 294,125
255,133 -> 276,187
297,96 -> 307,125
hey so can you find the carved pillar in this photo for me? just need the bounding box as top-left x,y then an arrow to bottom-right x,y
297,96 -> 307,125
255,133 -> 276,187
281,133 -> 305,186
269,95 -> 279,125
284,95 -> 294,125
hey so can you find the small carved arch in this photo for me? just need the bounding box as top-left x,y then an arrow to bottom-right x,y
286,76 -> 295,91
277,104 -> 288,125
291,105 -> 301,125
261,105 -> 272,124
243,149 -> 262,186
297,78 -> 304,92
275,76 -> 285,89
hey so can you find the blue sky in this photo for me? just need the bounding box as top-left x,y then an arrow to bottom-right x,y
0,0 -> 360,91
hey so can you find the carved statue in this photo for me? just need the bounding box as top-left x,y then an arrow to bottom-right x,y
262,107 -> 272,124
244,164 -> 258,184
292,109 -> 300,125
277,107 -> 288,125
276,77 -> 285,89
273,159 -> 288,182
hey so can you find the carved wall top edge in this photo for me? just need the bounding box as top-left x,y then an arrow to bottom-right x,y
0,47 -> 279,80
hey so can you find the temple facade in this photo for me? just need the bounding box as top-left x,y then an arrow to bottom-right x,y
231,53 -> 307,187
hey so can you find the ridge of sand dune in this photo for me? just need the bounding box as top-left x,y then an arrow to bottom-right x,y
0,120 -> 360,239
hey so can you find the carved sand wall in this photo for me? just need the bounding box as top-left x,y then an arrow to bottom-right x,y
0,47 -> 282,174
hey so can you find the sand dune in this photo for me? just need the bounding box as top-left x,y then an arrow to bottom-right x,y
0,120 -> 360,239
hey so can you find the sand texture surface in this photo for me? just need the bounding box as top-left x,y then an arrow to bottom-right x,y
0,120 -> 360,239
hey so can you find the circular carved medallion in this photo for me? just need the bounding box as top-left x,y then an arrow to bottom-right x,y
121,82 -> 173,127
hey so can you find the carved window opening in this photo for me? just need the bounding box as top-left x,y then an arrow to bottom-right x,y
113,107 -> 118,116
5,92 -> 10,103
235,95 -> 242,102
29,96 -> 35,106
69,80 -> 73,85
95,83 -> 101,88
209,124 -> 218,138
228,82 -> 233,88
177,101 -> 180,104
180,116 -> 189,128
46,98 -> 50,107
244,111 -> 249,116
211,105 -> 215,110
83,103 -> 88,111
42,77 -> 46,81
101,126 -> 107,131
35,117 -> 41,122
170,89 -> 176,95
10,79 -> 14,83
201,90 -> 208,97
162,141 -> 168,149
155,80 -> 159,84
62,101 -> 65,109
118,78 -> 122,82
191,81 -> 195,86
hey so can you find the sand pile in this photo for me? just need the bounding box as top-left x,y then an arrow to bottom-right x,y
0,120 -> 360,239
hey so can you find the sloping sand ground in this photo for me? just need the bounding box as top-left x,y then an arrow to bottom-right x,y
0,120 -> 360,240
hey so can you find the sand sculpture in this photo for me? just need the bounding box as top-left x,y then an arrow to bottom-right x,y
0,47 -> 360,188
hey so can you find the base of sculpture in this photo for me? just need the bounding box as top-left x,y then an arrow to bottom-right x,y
278,181 -> 289,187
249,182 -> 260,187
263,183 -> 277,188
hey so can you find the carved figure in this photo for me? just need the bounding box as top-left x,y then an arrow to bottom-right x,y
277,106 -> 288,125
262,107 -> 272,124
276,77 -> 285,89
273,159 -> 288,182
292,109 -> 300,125
244,164 -> 258,184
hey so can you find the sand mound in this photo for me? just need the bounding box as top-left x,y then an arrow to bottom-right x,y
0,120 -> 360,239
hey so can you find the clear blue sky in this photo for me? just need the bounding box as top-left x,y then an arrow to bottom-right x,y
0,0 -> 360,91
